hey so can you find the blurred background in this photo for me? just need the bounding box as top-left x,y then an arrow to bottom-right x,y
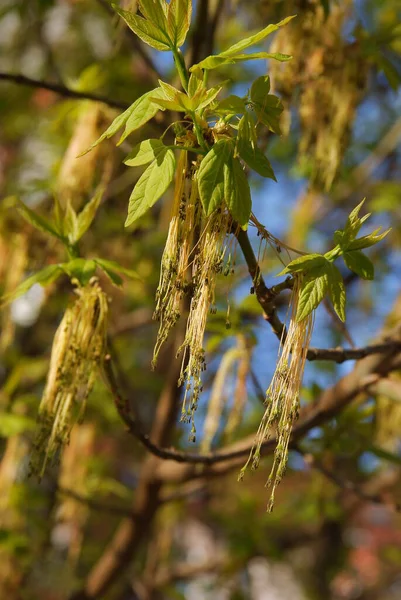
0,0 -> 401,599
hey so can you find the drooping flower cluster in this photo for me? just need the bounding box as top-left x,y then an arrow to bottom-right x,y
30,279 -> 108,477
153,150 -> 233,437
270,0 -> 367,190
240,276 -> 314,511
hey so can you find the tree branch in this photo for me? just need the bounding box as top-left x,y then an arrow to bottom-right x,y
236,229 -> 401,363
103,336 -> 401,469
0,72 -> 129,110
154,346 -> 401,481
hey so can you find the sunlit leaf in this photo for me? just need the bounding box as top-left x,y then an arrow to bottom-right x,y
125,149 -> 175,225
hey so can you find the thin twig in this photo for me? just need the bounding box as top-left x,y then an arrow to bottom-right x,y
0,72 -> 129,110
103,347 -> 401,467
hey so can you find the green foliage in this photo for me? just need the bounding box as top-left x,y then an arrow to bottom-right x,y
125,147 -> 176,226
279,202 -> 389,321
197,140 -> 232,216
190,16 -> 295,71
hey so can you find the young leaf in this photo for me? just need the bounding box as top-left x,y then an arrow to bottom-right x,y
341,199 -> 370,246
118,88 -> 167,144
124,139 -> 166,166
250,75 -> 271,104
112,4 -> 171,51
327,263 -> 346,322
278,254 -> 327,276
343,250 -> 374,280
191,52 -> 291,71
237,138 -> 276,180
17,200 -> 62,240
138,0 -> 169,29
218,15 -> 295,56
224,155 -> 252,229
197,140 -> 232,215
75,185 -> 105,241
215,95 -> 247,115
80,104 -> 136,156
63,199 -> 79,243
95,258 -> 141,282
238,112 -> 257,147
167,0 -> 192,47
61,258 -> 97,284
297,267 -> 329,321
196,86 -> 222,111
347,227 -> 390,251
1,264 -> 63,305
188,68 -> 204,97
125,149 -> 175,226
252,94 -> 284,135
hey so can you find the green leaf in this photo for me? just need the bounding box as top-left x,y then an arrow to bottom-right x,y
125,149 -> 175,226
75,185 -> 105,241
215,95 -> 247,115
61,258 -> 97,284
238,112 -> 257,146
63,199 -> 79,243
158,79 -> 180,100
237,136 -> 276,180
250,75 -> 271,104
167,0 -> 192,47
1,265 -> 62,305
297,267 -> 329,321
17,200 -> 62,240
97,266 -> 123,287
191,51 -> 291,71
138,0 -> 168,28
188,68 -> 204,97
149,96 -> 186,111
224,155 -> 252,228
197,140 -> 232,215
278,254 -> 326,276
124,139 -> 166,166
347,227 -> 390,251
327,263 -> 346,322
341,199 -> 370,246
112,4 -> 171,51
252,94 -> 284,135
196,85 -> 222,111
118,88 -> 167,144
95,259 -> 141,281
343,250 -> 374,280
80,102 -> 137,156
219,15 -> 295,55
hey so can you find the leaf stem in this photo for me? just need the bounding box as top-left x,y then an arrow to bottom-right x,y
172,48 -> 189,92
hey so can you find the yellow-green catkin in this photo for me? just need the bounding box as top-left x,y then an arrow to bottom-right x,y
153,151 -> 201,366
240,277 -> 314,511
30,279 -> 108,477
178,203 -> 231,439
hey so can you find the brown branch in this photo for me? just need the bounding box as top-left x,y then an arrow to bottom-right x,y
154,346 -> 401,482
189,0 -> 210,67
102,337 -> 401,469
0,72 -> 129,110
236,229 -> 401,363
